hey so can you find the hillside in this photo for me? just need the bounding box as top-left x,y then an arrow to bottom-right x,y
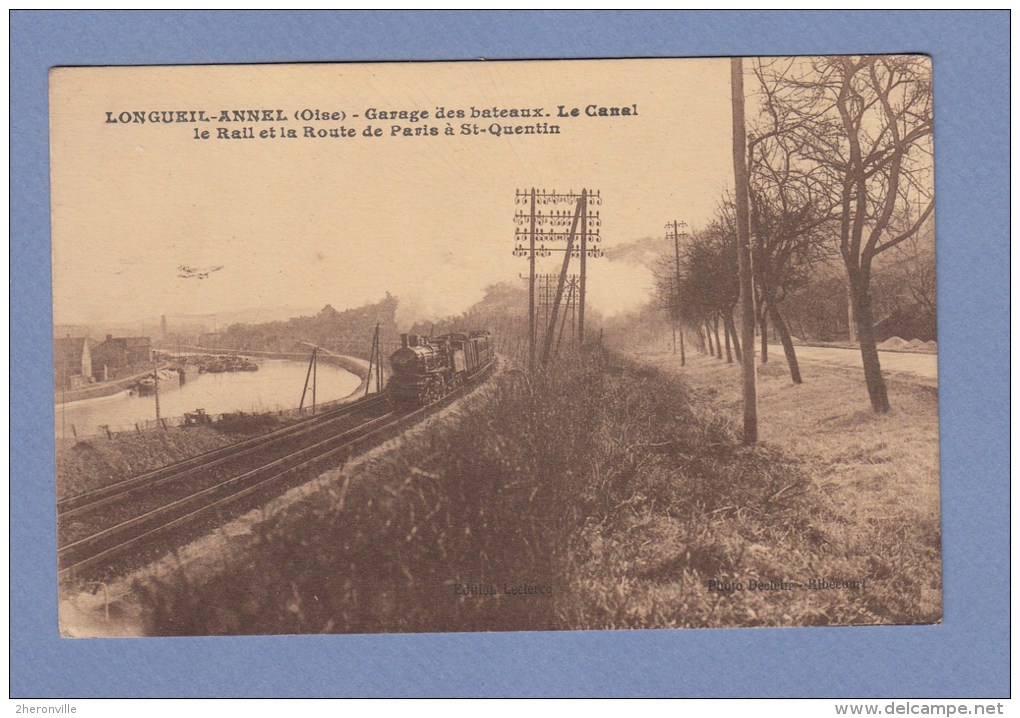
211,294 -> 400,357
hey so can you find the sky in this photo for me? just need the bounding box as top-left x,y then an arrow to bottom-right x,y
50,59 -> 736,328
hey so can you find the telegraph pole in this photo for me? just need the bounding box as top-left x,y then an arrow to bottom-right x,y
513,188 -> 602,367
374,323 -> 383,393
61,352 -> 67,442
153,354 -> 161,423
578,191 -> 588,343
528,188 -> 537,370
542,192 -> 582,362
300,347 -> 316,410
364,328 -> 377,397
666,220 -> 688,366
539,272 -> 579,359
731,57 -> 757,444
555,279 -> 575,355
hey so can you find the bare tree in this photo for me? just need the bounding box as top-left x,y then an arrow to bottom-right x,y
756,56 -> 934,411
654,221 -> 740,365
746,75 -> 838,384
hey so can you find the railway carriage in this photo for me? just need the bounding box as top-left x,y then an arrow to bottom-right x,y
388,330 -> 493,406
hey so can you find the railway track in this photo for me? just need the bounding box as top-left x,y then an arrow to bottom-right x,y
57,361 -> 495,581
57,393 -> 389,518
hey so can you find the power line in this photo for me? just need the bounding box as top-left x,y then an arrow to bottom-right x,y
665,219 -> 689,367
512,188 -> 603,368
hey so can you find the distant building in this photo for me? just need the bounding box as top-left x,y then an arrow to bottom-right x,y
91,335 -> 152,380
53,336 -> 92,390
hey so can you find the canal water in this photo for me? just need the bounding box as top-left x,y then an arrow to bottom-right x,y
55,359 -> 362,437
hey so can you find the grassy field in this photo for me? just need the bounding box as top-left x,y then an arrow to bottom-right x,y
132,346 -> 941,634
622,345 -> 942,625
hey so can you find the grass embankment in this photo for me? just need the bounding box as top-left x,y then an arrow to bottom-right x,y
135,348 -> 940,634
56,416 -> 284,501
627,347 -> 942,624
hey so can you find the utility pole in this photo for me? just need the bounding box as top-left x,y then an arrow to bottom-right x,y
554,279 -> 575,356
300,346 -> 316,410
311,345 -> 317,414
364,328 -> 377,397
570,276 -> 577,341
528,188 -> 537,370
513,188 -> 602,367
542,192 -> 582,362
61,351 -> 67,443
374,323 -> 383,393
539,272 -> 579,359
578,191 -> 588,343
731,57 -> 757,444
153,354 -> 161,423
666,220 -> 688,367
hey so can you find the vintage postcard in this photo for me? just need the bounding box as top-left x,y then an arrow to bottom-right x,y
51,57 -> 939,637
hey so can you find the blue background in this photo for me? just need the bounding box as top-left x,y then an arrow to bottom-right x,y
10,10 -> 1010,697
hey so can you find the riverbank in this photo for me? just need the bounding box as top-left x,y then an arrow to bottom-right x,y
175,346 -> 370,379
57,355 -> 367,441
174,346 -> 374,398
55,369 -> 150,405
56,357 -> 374,497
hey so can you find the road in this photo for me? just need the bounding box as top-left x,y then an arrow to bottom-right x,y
780,344 -> 938,382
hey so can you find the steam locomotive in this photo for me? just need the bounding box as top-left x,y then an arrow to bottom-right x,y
388,330 -> 494,406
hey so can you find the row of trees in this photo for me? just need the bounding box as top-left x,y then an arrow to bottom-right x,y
658,56 -> 934,412
216,294 -> 401,357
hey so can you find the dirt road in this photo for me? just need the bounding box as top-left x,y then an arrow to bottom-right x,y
779,344 -> 938,384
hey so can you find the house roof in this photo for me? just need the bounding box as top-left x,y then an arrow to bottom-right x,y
53,337 -> 89,367
99,336 -> 151,348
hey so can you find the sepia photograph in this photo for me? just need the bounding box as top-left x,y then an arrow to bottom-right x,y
50,55 -> 940,638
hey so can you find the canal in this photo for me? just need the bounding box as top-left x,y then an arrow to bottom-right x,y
55,359 -> 363,437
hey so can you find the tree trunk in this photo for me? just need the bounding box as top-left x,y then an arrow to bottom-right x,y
731,57 -> 757,444
853,286 -> 890,412
769,302 -> 802,384
705,319 -> 714,355
723,318 -> 733,363
724,310 -> 742,362
759,304 -> 769,363
712,315 -> 723,359
678,321 -> 686,366
793,318 -> 806,344
845,274 -> 857,343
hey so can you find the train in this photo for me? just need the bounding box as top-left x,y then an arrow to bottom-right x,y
388,330 -> 494,406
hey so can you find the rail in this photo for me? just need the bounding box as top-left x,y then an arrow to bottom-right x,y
57,393 -> 389,516
57,358 -> 496,581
